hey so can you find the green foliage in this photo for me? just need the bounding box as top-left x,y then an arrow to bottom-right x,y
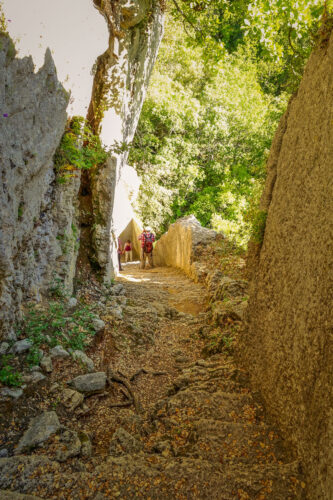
49,275 -> 69,299
56,224 -> 79,256
0,356 -> 22,387
201,329 -> 234,357
54,116 -> 109,183
170,0 -> 325,93
250,209 -> 268,244
17,203 -> 24,220
130,19 -> 287,246
25,346 -> 42,368
22,299 -> 97,352
0,2 -> 8,34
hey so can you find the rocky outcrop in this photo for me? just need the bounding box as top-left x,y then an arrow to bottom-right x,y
86,0 -> 164,279
241,27 -> 333,500
154,215 -> 217,278
0,34 -> 81,341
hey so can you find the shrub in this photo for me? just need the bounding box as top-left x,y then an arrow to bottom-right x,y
54,116 -> 109,183
0,356 -> 22,387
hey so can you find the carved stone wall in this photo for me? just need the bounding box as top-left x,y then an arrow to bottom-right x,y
241,29 -> 333,500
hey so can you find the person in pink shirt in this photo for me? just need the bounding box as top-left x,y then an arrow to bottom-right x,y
124,240 -> 133,262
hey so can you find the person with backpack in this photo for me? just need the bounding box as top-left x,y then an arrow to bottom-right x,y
138,227 -> 155,269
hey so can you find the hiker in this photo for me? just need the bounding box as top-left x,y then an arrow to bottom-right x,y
117,237 -> 124,271
138,227 -> 155,269
124,239 -> 133,262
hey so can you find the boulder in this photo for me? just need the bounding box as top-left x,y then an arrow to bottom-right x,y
50,345 -> 70,359
213,277 -> 248,301
68,372 -> 107,394
108,306 -> 123,320
72,350 -> 95,373
67,297 -> 77,309
111,284 -> 125,296
78,431 -> 92,457
16,411 -> 60,453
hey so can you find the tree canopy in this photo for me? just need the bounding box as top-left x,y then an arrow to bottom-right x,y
129,1 -> 328,246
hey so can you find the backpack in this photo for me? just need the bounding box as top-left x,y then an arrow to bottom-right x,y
143,233 -> 154,253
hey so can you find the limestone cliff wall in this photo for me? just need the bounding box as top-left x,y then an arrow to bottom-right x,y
241,29 -> 333,500
154,216 -> 217,278
87,0 -> 164,279
0,35 -> 79,341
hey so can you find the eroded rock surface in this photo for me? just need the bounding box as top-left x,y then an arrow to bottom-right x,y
0,34 -> 80,341
243,28 -> 333,500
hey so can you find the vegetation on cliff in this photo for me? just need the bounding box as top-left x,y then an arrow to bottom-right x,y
54,116 -> 109,184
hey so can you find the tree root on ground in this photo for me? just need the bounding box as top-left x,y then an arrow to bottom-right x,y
107,367 -> 142,413
130,368 -> 167,381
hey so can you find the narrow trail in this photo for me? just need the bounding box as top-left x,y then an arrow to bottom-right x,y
0,263 -> 305,499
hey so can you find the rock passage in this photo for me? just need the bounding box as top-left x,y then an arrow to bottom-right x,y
0,263 -> 305,499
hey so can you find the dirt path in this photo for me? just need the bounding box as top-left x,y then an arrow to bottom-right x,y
0,263 -> 305,499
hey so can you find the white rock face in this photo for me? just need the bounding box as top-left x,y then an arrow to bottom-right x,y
0,34 -> 80,341
2,0 -> 108,117
89,0 -> 164,279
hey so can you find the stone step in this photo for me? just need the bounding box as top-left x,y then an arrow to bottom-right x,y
174,419 -> 287,466
92,455 -> 304,499
0,453 -> 304,499
165,389 -> 258,423
170,373 -> 247,396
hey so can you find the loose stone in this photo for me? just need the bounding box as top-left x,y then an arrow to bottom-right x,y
16,411 -> 61,453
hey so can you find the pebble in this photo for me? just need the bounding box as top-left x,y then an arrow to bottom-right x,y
0,342 -> 9,355
40,355 -> 53,373
68,297 -> 78,309
11,339 -> 32,354
92,318 -> 105,332
50,345 -> 70,359
72,350 -> 95,373
1,387 -> 23,399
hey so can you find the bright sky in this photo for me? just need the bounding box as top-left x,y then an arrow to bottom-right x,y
2,0 -> 108,117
